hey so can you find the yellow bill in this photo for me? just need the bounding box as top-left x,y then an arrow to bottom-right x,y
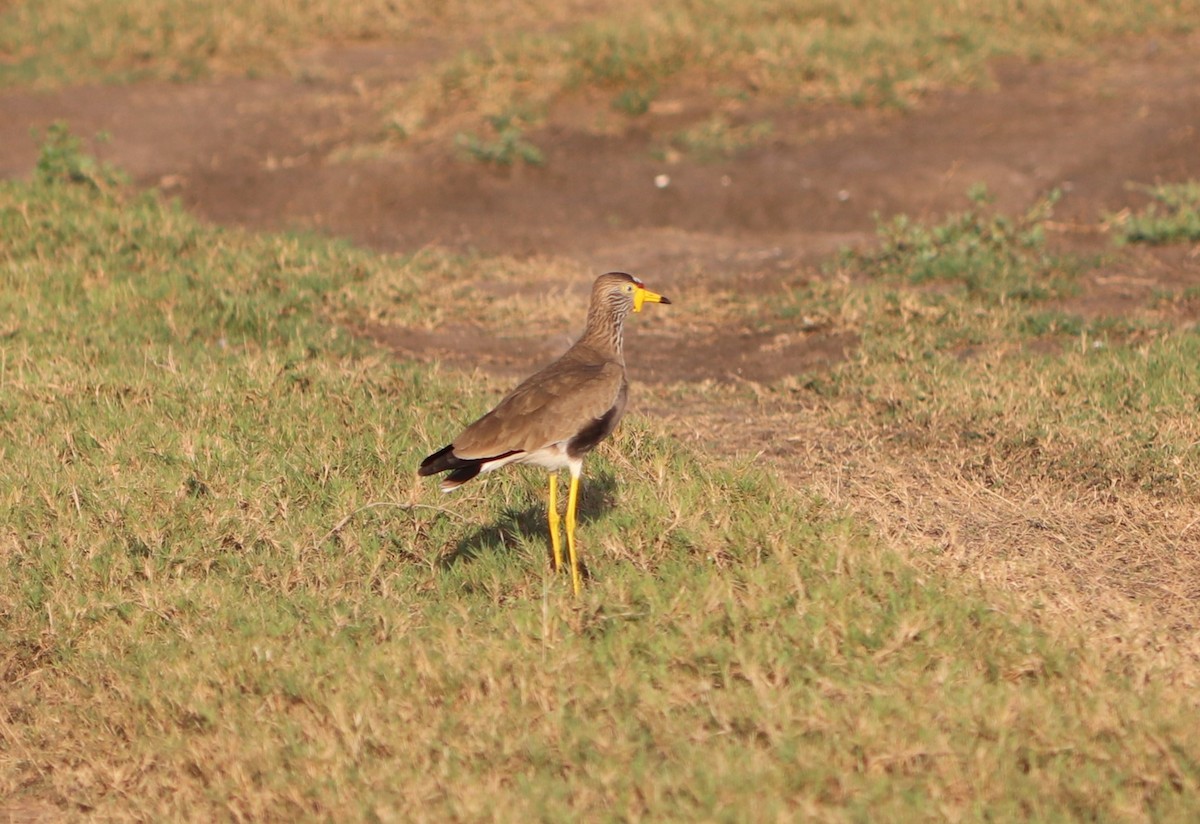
633,285 -> 671,313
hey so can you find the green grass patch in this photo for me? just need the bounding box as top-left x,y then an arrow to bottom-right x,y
4,138 -> 1200,819
1112,180 -> 1200,244
664,114 -> 774,160
826,331 -> 1200,496
859,186 -> 1061,294
455,112 -> 546,166
388,0 -> 1200,141
0,0 -> 587,87
763,184 -> 1200,503
806,187 -> 1090,354
611,83 -> 658,115
5,0 -> 1198,153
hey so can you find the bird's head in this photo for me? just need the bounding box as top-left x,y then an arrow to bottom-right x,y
595,272 -> 671,315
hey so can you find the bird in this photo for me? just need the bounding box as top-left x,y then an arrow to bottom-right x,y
418,272 -> 671,596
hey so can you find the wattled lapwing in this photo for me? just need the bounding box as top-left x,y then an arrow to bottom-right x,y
418,272 -> 671,595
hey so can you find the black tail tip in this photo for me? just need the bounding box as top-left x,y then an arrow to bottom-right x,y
418,444 -> 455,476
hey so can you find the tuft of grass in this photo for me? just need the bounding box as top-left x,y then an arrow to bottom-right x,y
666,114 -> 774,160
611,83 -> 658,115
32,121 -> 125,189
1111,180 -> 1200,244
810,186 -> 1095,356
455,113 -> 546,167
5,138 -> 1200,820
855,186 -> 1062,294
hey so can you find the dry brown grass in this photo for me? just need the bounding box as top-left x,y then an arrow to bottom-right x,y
649,317 -> 1200,691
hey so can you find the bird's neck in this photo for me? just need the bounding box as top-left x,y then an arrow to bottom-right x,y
580,307 -> 626,363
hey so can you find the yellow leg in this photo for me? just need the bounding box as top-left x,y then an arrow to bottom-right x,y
566,473 -> 582,597
548,474 -> 563,572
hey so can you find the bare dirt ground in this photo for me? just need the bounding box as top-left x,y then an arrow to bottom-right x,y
3,34 -> 1200,652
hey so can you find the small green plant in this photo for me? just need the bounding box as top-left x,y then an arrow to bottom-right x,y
33,121 -> 123,189
1110,181 -> 1200,244
667,115 -> 773,160
455,113 -> 545,167
611,84 -> 658,115
849,186 -> 1066,303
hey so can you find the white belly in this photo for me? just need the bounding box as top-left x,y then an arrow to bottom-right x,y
481,441 -> 579,474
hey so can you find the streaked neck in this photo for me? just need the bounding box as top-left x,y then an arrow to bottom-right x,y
581,304 -> 626,362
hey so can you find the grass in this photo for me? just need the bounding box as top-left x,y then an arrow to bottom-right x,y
854,187 -> 1067,293
361,0 -> 1200,144
5,0 -> 1199,152
0,0 -> 608,87
795,186 -> 1090,357
4,134 -> 1200,820
1112,181 -> 1200,245
664,115 -> 775,161
455,113 -> 546,167
780,182 -> 1200,497
691,177 -> 1200,642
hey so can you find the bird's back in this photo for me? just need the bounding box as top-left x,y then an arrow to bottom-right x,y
452,341 -> 627,460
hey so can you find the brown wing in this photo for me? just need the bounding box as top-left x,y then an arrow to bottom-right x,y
452,352 -> 626,459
